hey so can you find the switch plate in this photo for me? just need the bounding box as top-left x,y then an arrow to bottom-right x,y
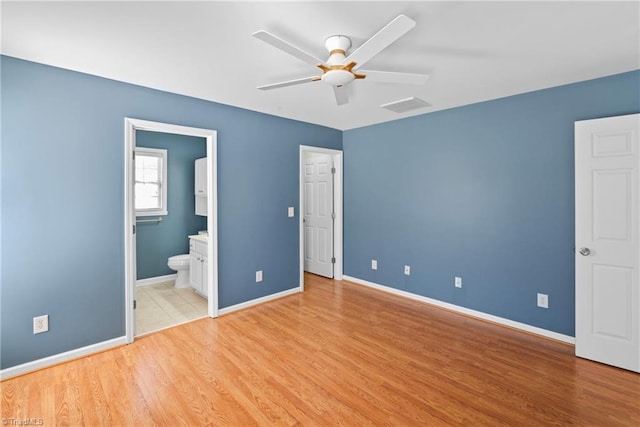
455,276 -> 462,288
404,265 -> 411,275
371,260 -> 377,270
287,207 -> 294,217
256,270 -> 263,282
33,315 -> 49,334
537,293 -> 549,308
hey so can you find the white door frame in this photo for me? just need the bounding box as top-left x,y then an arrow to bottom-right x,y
299,145 -> 343,290
125,118 -> 218,344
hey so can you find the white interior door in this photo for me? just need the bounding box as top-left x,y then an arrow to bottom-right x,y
304,154 -> 334,278
575,113 -> 640,373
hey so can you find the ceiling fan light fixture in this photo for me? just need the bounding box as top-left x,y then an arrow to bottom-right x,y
321,69 -> 355,87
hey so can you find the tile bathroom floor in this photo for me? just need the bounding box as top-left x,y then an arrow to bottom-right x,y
135,281 -> 208,336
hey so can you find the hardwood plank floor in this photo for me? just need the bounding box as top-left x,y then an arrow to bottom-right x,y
2,273 -> 639,426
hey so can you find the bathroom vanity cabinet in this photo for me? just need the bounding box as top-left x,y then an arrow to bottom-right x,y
189,235 -> 208,297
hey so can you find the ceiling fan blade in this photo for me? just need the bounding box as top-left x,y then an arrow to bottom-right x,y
333,86 -> 349,106
257,76 -> 319,90
253,30 -> 326,68
359,70 -> 429,85
344,15 -> 416,69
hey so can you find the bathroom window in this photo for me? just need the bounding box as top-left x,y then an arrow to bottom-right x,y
135,147 -> 168,216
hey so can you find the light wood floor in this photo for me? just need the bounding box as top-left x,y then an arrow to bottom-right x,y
2,273 -> 639,426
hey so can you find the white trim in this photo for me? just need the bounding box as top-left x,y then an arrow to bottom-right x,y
136,273 -> 177,287
343,275 -> 576,345
299,145 -> 343,291
125,118 -> 218,345
333,154 -> 343,281
0,336 -> 127,380
218,288 -> 300,316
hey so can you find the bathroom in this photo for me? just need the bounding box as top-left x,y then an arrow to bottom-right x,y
134,130 -> 208,335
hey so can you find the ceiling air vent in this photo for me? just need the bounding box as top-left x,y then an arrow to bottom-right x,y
380,97 -> 430,113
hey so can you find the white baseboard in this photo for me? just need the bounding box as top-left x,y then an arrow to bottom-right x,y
342,275 -> 575,345
218,287 -> 300,316
0,336 -> 127,380
136,273 -> 177,287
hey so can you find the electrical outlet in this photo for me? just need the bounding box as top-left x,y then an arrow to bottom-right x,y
371,260 -> 377,270
287,207 -> 294,217
256,270 -> 263,282
404,265 -> 411,275
537,293 -> 549,309
33,315 -> 49,334
455,276 -> 462,288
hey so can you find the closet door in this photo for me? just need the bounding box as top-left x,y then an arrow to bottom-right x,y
575,113 -> 640,373
303,155 -> 334,278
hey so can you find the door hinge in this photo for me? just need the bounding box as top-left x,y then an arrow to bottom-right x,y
134,300 -> 137,309
331,212 -> 336,219
331,257 -> 336,264
133,150 -> 136,160
133,224 -> 136,234
331,167 -> 336,174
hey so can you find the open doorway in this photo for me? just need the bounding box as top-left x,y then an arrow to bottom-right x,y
133,131 -> 207,336
299,145 -> 343,290
125,118 -> 218,343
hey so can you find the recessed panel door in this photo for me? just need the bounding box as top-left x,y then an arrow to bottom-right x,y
575,113 -> 640,373
304,155 -> 334,278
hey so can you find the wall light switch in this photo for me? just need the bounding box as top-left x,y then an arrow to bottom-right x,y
537,293 -> 549,309
288,207 -> 294,217
371,260 -> 377,270
454,276 -> 462,288
256,270 -> 263,282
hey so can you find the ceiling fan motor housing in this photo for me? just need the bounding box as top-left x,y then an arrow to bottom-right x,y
320,35 -> 356,86
325,35 -> 352,62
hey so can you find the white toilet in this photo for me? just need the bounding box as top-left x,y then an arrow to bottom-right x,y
167,254 -> 191,288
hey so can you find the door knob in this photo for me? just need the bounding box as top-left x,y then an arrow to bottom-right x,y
579,247 -> 591,256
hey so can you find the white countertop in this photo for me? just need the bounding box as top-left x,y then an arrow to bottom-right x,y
188,234 -> 208,243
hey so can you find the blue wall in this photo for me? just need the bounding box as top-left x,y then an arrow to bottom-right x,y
135,131 -> 207,280
343,70 -> 640,337
0,56 -> 342,369
2,52 -> 637,370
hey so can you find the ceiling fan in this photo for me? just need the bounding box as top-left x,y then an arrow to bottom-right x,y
253,15 -> 429,106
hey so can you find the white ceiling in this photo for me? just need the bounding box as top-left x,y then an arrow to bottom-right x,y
2,1 -> 639,130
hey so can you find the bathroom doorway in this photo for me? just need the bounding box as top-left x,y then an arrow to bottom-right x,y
124,118 -> 218,343
134,131 -> 206,336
